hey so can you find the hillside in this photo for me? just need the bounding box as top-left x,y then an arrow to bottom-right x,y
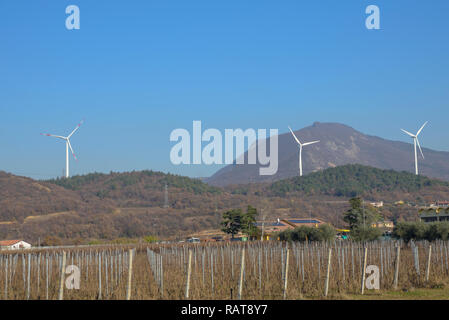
0,170 -> 252,243
267,164 -> 449,198
2,166 -> 449,244
0,171 -> 111,222
224,164 -> 449,204
205,122 -> 449,186
46,170 -> 222,208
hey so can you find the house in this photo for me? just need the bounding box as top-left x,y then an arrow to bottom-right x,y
371,221 -> 394,229
282,218 -> 326,228
255,220 -> 293,240
420,210 -> 449,223
434,201 -> 449,208
256,217 -> 329,240
0,240 -> 32,250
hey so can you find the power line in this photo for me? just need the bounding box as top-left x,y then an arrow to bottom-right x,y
163,184 -> 169,208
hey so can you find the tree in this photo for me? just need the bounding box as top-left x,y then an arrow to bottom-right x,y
221,206 -> 259,239
242,205 -> 258,237
393,221 -> 449,242
291,226 -> 316,241
221,209 -> 243,239
393,221 -> 428,242
278,229 -> 294,241
350,225 -> 382,242
436,222 -> 449,241
343,197 -> 382,241
276,224 -> 336,242
318,224 -> 337,242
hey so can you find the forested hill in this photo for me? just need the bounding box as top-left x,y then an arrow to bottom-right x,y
47,170 -> 221,194
46,170 -> 221,205
267,164 -> 449,197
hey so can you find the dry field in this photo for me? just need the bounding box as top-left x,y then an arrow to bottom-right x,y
0,240 -> 448,300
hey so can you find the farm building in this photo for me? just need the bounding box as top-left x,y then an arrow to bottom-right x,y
282,218 -> 326,228
255,220 -> 293,240
0,240 -> 32,250
420,210 -> 449,223
256,218 -> 329,240
430,201 -> 449,208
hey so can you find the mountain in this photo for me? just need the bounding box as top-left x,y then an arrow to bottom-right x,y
205,122 -> 449,186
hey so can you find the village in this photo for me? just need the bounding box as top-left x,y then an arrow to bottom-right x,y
3,199 -> 448,250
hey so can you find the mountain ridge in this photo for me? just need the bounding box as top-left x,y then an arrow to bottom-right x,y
205,122 -> 449,186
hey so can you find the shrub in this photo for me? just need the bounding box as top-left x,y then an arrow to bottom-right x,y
277,224 -> 336,242
392,221 -> 449,242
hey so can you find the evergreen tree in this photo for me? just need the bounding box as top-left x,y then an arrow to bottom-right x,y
343,197 -> 382,241
221,209 -> 243,239
242,205 -> 258,237
221,205 -> 259,239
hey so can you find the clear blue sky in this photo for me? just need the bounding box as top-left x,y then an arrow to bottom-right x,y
0,0 -> 448,179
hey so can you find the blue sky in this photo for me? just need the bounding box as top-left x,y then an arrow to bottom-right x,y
0,0 -> 448,179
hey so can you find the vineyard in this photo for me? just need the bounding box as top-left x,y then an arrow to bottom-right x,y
0,240 -> 448,300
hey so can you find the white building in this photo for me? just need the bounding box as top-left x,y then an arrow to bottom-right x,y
370,201 -> 384,208
0,240 -> 32,250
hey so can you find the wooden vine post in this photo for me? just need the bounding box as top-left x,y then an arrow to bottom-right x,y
426,245 -> 432,282
126,249 -> 134,300
394,244 -> 401,289
283,247 -> 290,299
361,247 -> 368,295
185,249 -> 192,299
58,251 -> 66,300
238,246 -> 246,300
324,247 -> 332,297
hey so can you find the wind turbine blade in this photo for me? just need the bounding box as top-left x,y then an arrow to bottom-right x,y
400,129 -> 415,137
40,133 -> 66,139
416,137 -> 424,159
288,126 -> 302,145
68,119 -> 85,138
416,121 -> 428,136
67,139 -> 77,161
302,140 -> 320,146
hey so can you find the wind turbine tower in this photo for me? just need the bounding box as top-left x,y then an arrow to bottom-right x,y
401,121 -> 428,175
288,126 -> 320,176
41,119 -> 84,178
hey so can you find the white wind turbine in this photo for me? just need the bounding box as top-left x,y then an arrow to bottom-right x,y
401,121 -> 428,175
288,126 -> 320,177
41,119 -> 84,178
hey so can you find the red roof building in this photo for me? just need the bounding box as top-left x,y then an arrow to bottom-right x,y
0,240 -> 32,250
